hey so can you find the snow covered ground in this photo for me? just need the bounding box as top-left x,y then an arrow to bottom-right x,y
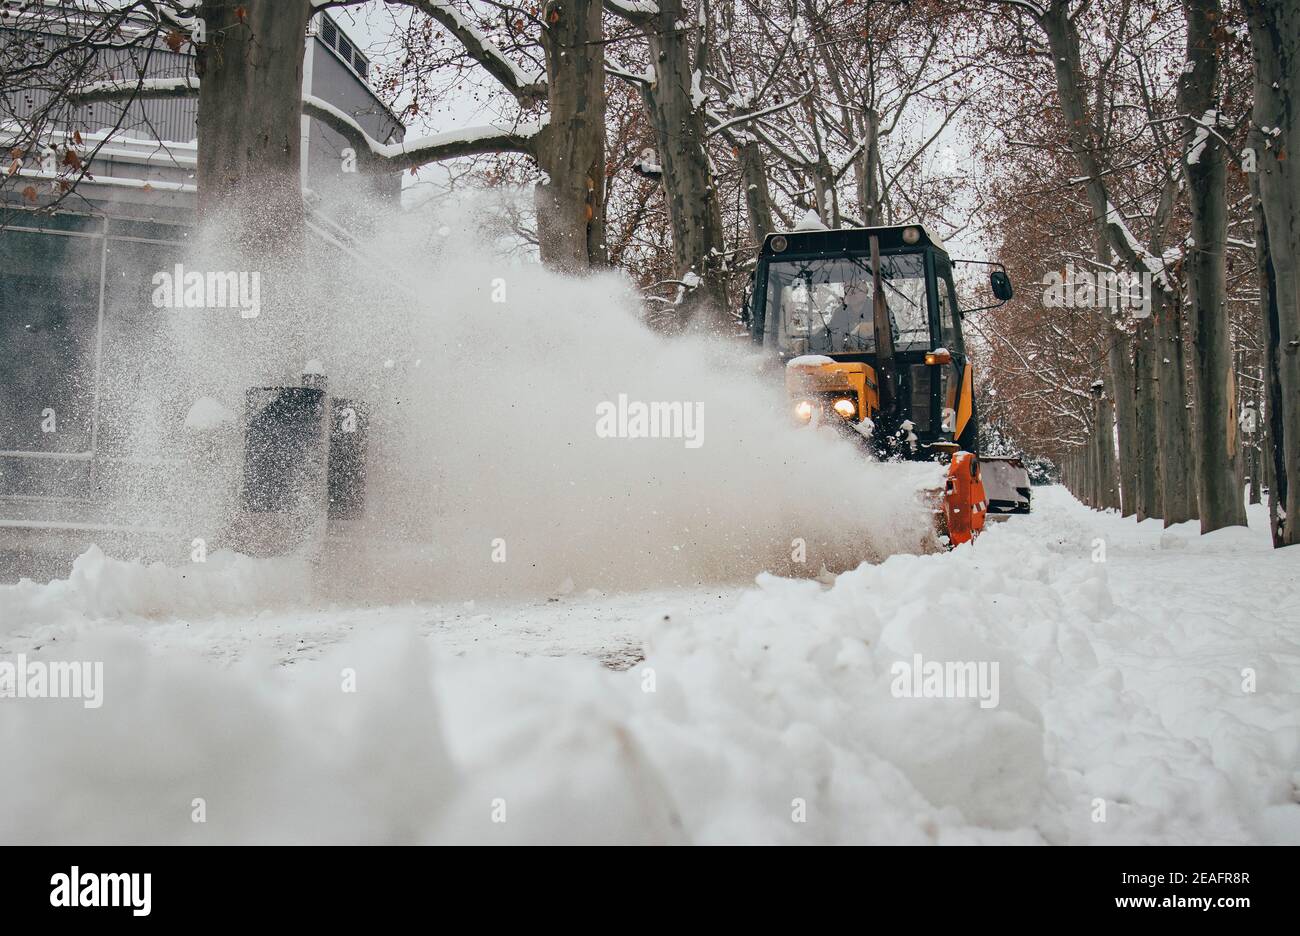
1,485 -> 1297,844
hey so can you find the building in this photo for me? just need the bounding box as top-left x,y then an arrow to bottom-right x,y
0,8 -> 405,579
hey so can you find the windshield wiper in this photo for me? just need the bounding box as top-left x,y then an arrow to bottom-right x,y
842,253 -> 906,344
843,253 -> 918,308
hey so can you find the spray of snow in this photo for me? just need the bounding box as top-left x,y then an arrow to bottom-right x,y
20,189 -> 935,604
331,200 -> 934,597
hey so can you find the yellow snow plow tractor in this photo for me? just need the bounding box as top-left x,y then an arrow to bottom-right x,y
744,222 -> 1013,545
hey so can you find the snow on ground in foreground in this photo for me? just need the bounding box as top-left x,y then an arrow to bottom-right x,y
1,486 -> 1297,844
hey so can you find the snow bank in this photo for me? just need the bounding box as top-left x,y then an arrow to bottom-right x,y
0,554 -> 1041,844
8,487 -> 1293,844
0,546 -> 312,631
0,628 -> 451,844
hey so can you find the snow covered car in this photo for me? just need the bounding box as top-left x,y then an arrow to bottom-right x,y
980,456 -> 1032,514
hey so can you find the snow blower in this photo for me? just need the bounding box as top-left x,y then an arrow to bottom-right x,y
744,222 -> 1013,546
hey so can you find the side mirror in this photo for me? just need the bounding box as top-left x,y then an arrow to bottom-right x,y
990,270 -> 1013,302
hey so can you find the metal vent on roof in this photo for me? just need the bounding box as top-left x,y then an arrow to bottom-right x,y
318,15 -> 370,83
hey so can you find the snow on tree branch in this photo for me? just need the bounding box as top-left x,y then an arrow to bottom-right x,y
1104,201 -> 1173,292
984,0 -> 1048,18
603,0 -> 659,23
303,95 -> 547,169
705,89 -> 812,139
605,62 -> 653,86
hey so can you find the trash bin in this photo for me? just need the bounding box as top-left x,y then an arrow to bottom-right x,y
241,386 -> 329,514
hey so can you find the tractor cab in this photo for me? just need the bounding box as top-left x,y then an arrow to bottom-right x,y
747,223 -> 1007,460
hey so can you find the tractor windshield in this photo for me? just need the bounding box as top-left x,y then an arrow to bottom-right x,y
762,252 -> 931,355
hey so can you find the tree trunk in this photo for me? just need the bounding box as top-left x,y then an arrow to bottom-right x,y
1092,223 -> 1139,517
640,0 -> 729,330
855,107 -> 882,226
1087,423 -> 1097,506
1250,128 -> 1288,546
1249,444 -> 1261,503
1040,0 -> 1185,522
1041,1 -> 1161,276
1178,0 -> 1246,532
196,0 -> 313,251
1155,292 -> 1199,524
1233,350 -> 1248,497
1243,0 -> 1299,547
1086,431 -> 1098,507
1094,391 -> 1120,510
1106,327 -> 1138,516
1134,315 -> 1162,520
534,0 -> 606,271
739,135 -> 774,247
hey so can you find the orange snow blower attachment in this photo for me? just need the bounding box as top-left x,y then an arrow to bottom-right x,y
940,451 -> 987,546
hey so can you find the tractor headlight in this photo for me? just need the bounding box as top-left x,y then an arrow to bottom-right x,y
832,397 -> 856,419
902,225 -> 922,245
794,400 -> 814,421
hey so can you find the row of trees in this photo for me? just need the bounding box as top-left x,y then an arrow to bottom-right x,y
377,0 -> 1003,322
2,0 -> 1296,547
968,0 -> 1295,546
5,0 -> 999,318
